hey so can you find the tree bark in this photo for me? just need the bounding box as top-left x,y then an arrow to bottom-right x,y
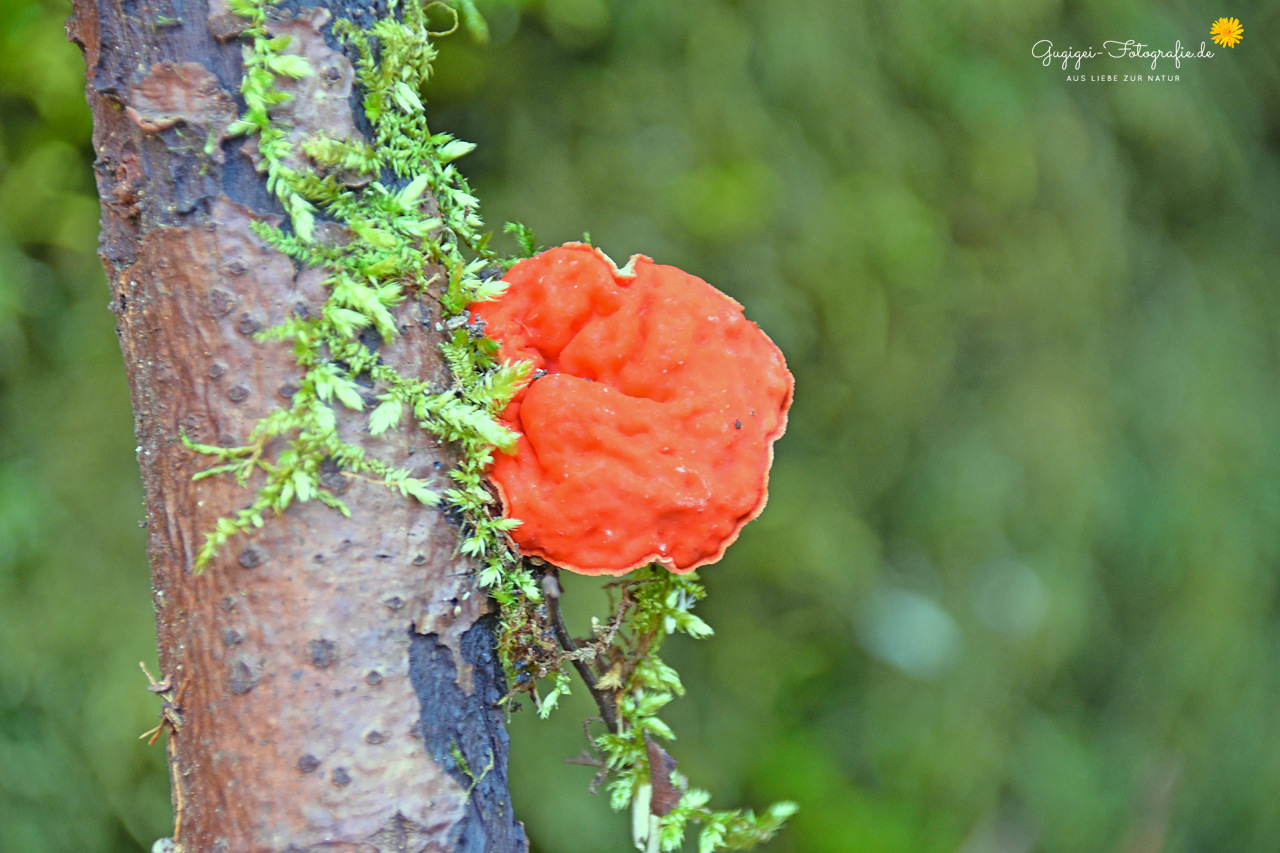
66,1 -> 527,850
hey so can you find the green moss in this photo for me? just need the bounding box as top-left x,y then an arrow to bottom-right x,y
196,0 -> 537,609
188,1 -> 794,848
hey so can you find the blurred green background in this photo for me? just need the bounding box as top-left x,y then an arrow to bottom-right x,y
3,0 -> 1280,849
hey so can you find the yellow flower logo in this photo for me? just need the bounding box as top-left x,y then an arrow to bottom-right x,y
1210,17 -> 1243,48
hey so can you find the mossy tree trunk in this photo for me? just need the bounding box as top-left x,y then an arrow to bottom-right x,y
66,0 -> 526,849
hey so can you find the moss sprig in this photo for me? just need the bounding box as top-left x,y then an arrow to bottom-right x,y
542,566 -> 797,852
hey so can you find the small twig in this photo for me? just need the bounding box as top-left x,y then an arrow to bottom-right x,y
139,662 -> 186,745
596,588 -> 633,651
341,470 -> 391,486
582,715 -> 603,750
564,751 -> 606,768
600,575 -> 659,656
139,662 -> 187,838
564,716 -> 613,792
541,568 -> 620,733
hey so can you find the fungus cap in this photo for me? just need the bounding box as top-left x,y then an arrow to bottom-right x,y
473,243 -> 793,576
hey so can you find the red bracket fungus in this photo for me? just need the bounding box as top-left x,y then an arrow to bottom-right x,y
472,244 -> 794,576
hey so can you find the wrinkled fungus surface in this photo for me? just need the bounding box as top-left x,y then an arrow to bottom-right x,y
472,244 -> 794,576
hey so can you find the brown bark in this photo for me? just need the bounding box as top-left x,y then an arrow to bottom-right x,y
66,0 -> 526,850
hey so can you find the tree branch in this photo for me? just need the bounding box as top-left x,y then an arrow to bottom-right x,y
541,569 -> 620,733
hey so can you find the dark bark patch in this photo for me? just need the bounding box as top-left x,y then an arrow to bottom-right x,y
318,458 -> 350,493
362,812 -> 437,853
306,638 -> 339,668
208,287 -> 236,317
126,63 -> 236,162
111,153 -> 143,219
180,413 -> 204,438
228,656 -> 262,695
298,753 -> 321,773
409,618 -> 527,852
206,0 -> 245,41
